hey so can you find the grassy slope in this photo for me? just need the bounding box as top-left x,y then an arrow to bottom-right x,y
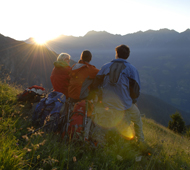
0,81 -> 190,170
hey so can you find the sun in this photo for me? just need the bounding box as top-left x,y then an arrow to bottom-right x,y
34,37 -> 47,45
33,33 -> 59,45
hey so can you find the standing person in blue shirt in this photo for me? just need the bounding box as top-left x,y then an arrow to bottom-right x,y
91,44 -> 144,143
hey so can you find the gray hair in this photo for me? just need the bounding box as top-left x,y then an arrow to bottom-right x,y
57,53 -> 71,61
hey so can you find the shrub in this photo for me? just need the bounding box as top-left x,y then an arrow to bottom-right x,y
168,111 -> 186,133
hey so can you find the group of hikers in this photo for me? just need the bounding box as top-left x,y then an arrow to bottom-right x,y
50,44 -> 144,144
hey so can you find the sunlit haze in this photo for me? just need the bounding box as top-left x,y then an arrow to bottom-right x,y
1,0 -> 190,42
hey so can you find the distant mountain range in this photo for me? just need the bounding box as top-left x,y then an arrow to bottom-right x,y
0,30 -> 190,127
25,29 -> 190,113
26,28 -> 190,56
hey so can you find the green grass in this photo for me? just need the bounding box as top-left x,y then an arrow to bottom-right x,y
0,81 -> 190,170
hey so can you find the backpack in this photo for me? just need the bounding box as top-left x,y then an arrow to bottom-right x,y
62,100 -> 94,141
32,91 -> 66,132
17,85 -> 46,103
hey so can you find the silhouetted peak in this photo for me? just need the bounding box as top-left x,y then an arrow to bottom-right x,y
159,28 -> 171,32
159,28 -> 178,34
182,29 -> 190,33
84,30 -> 111,37
0,33 -> 19,44
25,37 -> 35,44
57,34 -> 70,38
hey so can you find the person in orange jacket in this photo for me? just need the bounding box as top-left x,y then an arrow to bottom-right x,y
50,53 -> 71,98
68,50 -> 99,101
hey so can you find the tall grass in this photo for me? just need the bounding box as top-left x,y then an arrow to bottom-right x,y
0,81 -> 190,170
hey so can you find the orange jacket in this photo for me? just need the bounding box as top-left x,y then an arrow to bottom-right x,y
68,60 -> 99,100
50,61 -> 71,98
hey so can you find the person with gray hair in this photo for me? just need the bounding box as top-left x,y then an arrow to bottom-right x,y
57,53 -> 71,63
50,53 -> 71,98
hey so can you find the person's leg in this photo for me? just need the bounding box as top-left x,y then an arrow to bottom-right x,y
125,104 -> 144,142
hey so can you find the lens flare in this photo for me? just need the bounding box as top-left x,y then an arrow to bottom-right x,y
93,107 -> 125,129
117,121 -> 135,140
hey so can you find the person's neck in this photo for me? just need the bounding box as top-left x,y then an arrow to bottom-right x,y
115,57 -> 126,60
80,60 -> 90,64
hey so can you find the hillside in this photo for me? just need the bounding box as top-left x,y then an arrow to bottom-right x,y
26,29 -> 190,112
138,94 -> 190,127
0,81 -> 190,169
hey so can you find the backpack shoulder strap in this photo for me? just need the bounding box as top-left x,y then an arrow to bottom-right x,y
109,61 -> 126,84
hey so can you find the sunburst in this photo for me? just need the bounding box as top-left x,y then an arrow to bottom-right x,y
34,37 -> 47,45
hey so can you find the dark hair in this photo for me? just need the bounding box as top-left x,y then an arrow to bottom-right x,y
80,50 -> 92,62
115,45 -> 130,59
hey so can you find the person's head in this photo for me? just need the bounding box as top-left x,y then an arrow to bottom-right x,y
80,50 -> 92,63
115,45 -> 130,59
57,53 -> 71,64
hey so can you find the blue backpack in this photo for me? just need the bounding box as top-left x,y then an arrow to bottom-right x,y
32,91 -> 66,132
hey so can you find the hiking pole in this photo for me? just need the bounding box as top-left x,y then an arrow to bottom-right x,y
84,100 -> 89,141
59,99 -> 71,139
65,98 -> 72,139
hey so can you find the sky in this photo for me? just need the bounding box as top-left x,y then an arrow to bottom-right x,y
1,0 -> 190,43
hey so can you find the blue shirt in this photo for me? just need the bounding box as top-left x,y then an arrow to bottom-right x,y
96,58 -> 140,110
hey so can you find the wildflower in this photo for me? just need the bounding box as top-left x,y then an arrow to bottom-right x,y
39,140 -> 46,146
37,155 -> 40,159
31,143 -> 40,150
46,115 -> 51,122
19,104 -> 25,108
148,153 -> 151,156
13,155 -> 18,158
23,147 -> 32,152
24,116 -> 28,120
22,135 -> 29,141
73,157 -> 77,162
117,155 -> 123,161
135,156 -> 142,162
27,148 -> 32,152
37,131 -> 44,136
27,126 -> 34,132
105,107 -> 109,111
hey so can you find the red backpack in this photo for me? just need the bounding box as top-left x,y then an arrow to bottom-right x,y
17,85 -> 46,103
62,100 -> 94,140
